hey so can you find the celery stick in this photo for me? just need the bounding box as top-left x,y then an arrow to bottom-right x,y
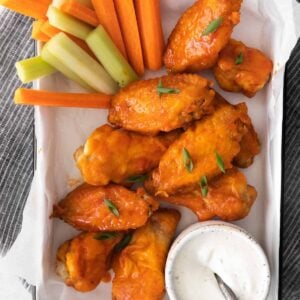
41,44 -> 95,92
43,33 -> 119,94
15,56 -> 56,84
86,26 -> 138,87
47,6 -> 93,40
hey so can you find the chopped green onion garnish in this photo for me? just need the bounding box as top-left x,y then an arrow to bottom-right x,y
114,233 -> 132,252
215,150 -> 225,173
94,232 -> 119,240
199,175 -> 208,197
156,79 -> 180,97
202,17 -> 223,36
104,199 -> 120,217
126,174 -> 148,183
182,147 -> 194,173
235,52 -> 244,65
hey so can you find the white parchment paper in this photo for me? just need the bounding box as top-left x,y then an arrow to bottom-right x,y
0,0 -> 297,299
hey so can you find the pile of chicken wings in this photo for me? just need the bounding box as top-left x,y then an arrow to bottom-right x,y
52,0 -> 273,298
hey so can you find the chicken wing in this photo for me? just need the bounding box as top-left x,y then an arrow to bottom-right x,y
158,169 -> 256,221
214,39 -> 273,97
52,184 -> 159,231
145,95 -> 255,196
56,232 -> 123,292
108,74 -> 215,135
75,124 -> 180,186
158,192 -> 215,221
164,0 -> 242,73
112,209 -> 180,300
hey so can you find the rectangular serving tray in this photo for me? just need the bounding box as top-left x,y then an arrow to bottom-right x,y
30,1 -> 296,299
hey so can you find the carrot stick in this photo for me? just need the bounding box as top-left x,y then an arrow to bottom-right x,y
14,88 -> 111,108
113,0 -> 144,76
60,0 -> 99,27
41,20 -> 61,38
0,0 -> 51,19
92,0 -> 127,58
134,0 -> 164,70
32,19 -> 50,42
75,0 -> 93,9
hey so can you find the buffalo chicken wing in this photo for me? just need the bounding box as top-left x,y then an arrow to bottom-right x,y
145,96 -> 256,196
53,184 -> 159,232
158,169 -> 256,221
108,74 -> 215,135
112,209 -> 180,300
214,39 -> 273,97
56,232 -> 123,292
75,124 -> 179,186
164,0 -> 242,73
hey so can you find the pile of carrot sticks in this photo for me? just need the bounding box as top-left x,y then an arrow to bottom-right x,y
0,0 -> 165,108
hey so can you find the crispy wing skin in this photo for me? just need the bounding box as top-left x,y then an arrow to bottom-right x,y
204,169 -> 256,220
56,232 -> 123,292
112,209 -> 180,300
108,74 -> 215,135
159,191 -> 215,221
214,39 -> 273,97
52,184 -> 159,231
233,121 -> 260,168
145,96 -> 253,196
158,169 -> 256,221
164,0 -> 242,73
75,124 -> 180,186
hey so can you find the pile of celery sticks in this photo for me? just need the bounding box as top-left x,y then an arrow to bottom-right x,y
0,0 -> 164,107
16,6 -> 138,94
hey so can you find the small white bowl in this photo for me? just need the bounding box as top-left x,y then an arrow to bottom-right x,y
165,221 -> 271,300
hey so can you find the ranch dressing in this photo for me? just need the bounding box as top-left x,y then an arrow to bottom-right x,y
168,224 -> 270,300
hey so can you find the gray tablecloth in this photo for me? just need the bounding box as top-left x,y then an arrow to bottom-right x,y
0,7 -> 299,300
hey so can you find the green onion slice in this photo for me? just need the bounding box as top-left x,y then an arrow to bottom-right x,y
199,175 -> 208,197
156,79 -> 180,97
215,150 -> 225,173
182,147 -> 194,173
114,233 -> 133,252
126,174 -> 148,183
94,232 -> 119,240
235,52 -> 244,65
202,17 -> 223,36
104,199 -> 120,217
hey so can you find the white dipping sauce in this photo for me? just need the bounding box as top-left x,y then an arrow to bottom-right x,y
166,222 -> 270,300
